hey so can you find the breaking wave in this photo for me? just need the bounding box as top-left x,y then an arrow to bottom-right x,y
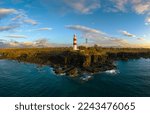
80,75 -> 93,81
105,69 -> 119,74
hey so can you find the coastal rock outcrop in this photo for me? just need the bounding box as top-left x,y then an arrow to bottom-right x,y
1,47 -> 150,77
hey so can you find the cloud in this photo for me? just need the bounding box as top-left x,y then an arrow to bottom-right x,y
110,0 -> 128,12
37,28 -> 53,31
137,38 -> 145,41
11,10 -> 38,25
27,27 -> 53,32
0,42 -> 9,48
120,30 -> 146,41
0,25 -> 19,31
109,0 -> 150,13
133,3 -> 150,14
39,0 -> 100,15
39,0 -> 150,25
63,0 -> 100,14
0,38 -> 70,48
11,14 -> 23,21
0,8 -> 17,18
109,38 -> 129,47
109,0 -> 150,25
23,19 -> 38,25
0,40 -> 35,48
5,34 -> 27,38
66,25 -> 105,34
120,30 -> 136,37
0,8 -> 38,31
66,25 -> 130,47
34,38 -> 50,47
145,16 -> 150,25
131,0 -> 150,14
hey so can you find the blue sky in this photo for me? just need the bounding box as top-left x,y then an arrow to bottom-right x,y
0,0 -> 150,48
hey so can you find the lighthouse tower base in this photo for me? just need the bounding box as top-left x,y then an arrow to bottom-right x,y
73,45 -> 78,51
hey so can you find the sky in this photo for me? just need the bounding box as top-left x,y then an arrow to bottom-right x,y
0,0 -> 150,48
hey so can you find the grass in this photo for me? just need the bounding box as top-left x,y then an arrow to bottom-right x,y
0,47 -> 150,65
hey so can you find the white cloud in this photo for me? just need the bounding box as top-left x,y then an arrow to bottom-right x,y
145,16 -> 150,25
110,0 -> 150,13
111,0 -> 128,12
5,34 -> 27,38
40,0 -> 100,15
0,25 -> 19,31
63,0 -> 100,14
11,14 -> 23,21
12,10 -> 38,25
34,38 -> 50,47
0,8 -> 17,18
0,38 -> 70,48
120,30 -> 146,41
0,8 -> 38,31
120,30 -> 136,37
23,19 -> 38,25
133,3 -> 150,14
66,25 -> 130,47
131,0 -> 150,14
137,38 -> 145,41
109,38 -> 129,47
109,0 -> 150,25
0,8 -> 39,37
66,25 -> 105,34
37,28 -> 53,31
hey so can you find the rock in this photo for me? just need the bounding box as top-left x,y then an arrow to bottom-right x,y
66,67 -> 79,77
54,68 -> 64,75
3,48 -> 150,77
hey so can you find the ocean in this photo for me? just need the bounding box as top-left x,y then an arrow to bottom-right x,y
0,58 -> 150,97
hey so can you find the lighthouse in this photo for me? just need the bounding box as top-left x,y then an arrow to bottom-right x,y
73,34 -> 78,50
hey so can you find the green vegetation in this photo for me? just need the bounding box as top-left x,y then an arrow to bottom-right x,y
0,47 -> 150,76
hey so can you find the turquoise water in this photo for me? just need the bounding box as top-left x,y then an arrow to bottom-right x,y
0,59 -> 150,97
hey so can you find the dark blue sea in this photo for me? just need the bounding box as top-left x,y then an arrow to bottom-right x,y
0,59 -> 150,97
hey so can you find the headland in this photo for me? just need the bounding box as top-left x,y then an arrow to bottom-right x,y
0,47 -> 150,77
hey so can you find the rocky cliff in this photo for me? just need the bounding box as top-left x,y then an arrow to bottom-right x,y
1,47 -> 150,77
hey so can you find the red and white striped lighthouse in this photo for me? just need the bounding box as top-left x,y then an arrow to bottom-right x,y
73,34 -> 78,50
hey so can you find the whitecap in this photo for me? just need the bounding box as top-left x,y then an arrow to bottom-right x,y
105,69 -> 119,74
59,73 -> 66,76
80,75 -> 93,81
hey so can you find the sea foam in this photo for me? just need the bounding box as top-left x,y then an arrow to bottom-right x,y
80,75 -> 93,81
105,69 -> 119,74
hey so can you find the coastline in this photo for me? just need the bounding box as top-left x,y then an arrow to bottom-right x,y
0,47 -> 150,77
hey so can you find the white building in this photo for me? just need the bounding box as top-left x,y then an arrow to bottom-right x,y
73,34 -> 78,50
